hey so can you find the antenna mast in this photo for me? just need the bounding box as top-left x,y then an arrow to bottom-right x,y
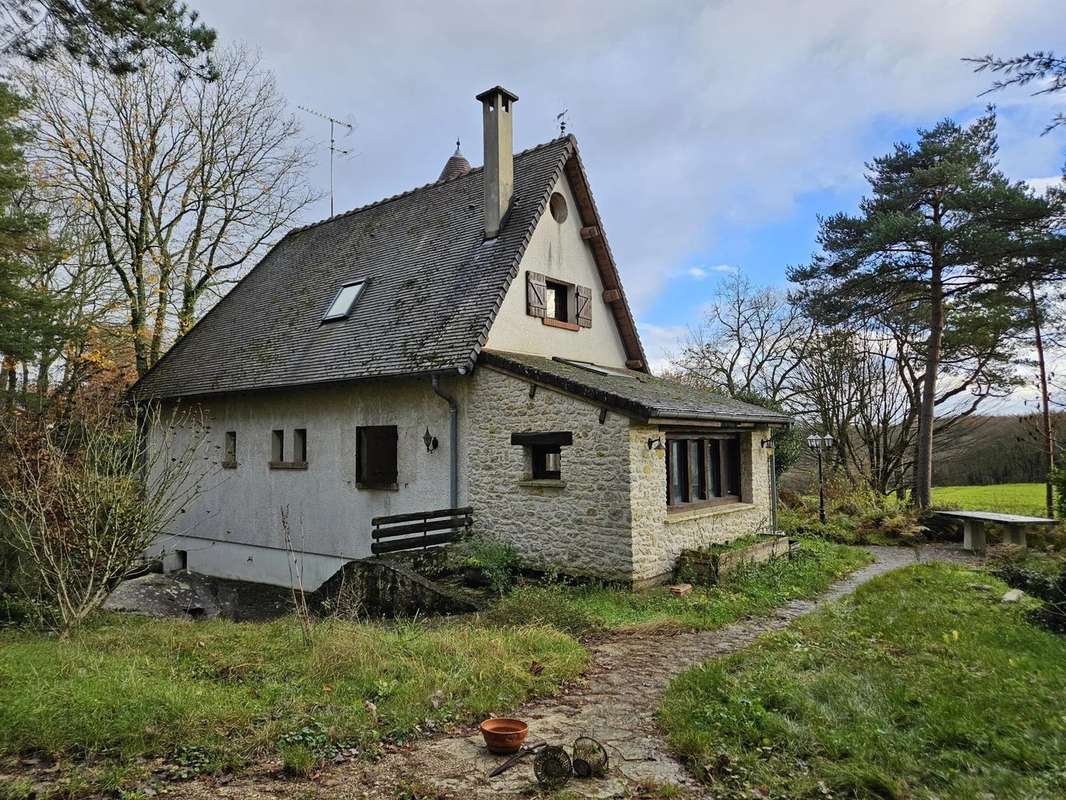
298,104 -> 354,216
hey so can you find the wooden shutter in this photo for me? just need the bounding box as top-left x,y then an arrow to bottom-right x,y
576,285 -> 592,328
526,271 -> 546,318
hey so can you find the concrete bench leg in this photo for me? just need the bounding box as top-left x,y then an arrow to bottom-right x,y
962,520 -> 986,553
1003,528 -> 1028,549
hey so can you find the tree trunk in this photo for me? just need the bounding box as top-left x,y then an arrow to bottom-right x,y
913,266 -> 944,509
1028,281 -> 1055,518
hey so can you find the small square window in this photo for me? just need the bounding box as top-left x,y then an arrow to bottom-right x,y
271,429 -> 284,462
531,444 -> 562,479
294,428 -> 307,464
223,431 -> 237,467
357,425 -> 398,489
544,280 -> 570,322
322,280 -> 365,322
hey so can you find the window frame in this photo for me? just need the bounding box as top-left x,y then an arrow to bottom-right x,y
356,424 -> 399,490
531,444 -> 562,479
665,433 -> 743,512
222,431 -> 237,468
544,279 -> 572,323
321,279 -> 367,323
293,428 -> 307,465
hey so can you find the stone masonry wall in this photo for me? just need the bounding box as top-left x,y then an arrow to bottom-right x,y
629,424 -> 773,583
467,367 -> 633,580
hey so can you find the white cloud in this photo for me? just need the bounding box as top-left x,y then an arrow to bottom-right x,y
205,0 -> 1062,317
1027,175 -> 1064,195
638,322 -> 689,375
684,264 -> 736,280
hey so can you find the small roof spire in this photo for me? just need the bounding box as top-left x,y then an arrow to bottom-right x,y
438,139 -> 472,182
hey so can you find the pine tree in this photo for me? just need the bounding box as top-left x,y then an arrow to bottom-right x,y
0,81 -> 61,400
2,0 -> 216,78
789,111 -> 1066,508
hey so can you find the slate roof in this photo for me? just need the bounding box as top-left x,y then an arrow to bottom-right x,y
480,350 -> 792,425
132,136 -> 645,400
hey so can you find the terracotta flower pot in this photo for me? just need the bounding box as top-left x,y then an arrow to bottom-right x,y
479,718 -> 529,754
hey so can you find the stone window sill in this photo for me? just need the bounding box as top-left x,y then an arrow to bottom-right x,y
519,479 -> 567,489
356,482 -> 399,492
664,502 -> 755,525
269,460 -> 308,470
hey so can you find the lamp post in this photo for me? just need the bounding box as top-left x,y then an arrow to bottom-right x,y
806,433 -> 834,524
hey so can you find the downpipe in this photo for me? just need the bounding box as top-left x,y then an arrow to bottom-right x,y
431,374 -> 459,508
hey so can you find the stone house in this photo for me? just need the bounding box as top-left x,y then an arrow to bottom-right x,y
132,85 -> 790,589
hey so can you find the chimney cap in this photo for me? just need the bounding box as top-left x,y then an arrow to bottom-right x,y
475,85 -> 519,104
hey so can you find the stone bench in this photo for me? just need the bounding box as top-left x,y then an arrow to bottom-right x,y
932,510 -> 1057,554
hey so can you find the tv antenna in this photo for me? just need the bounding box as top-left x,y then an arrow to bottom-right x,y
298,104 -> 354,216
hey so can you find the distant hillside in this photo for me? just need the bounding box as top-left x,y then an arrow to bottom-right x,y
932,413 -> 1065,487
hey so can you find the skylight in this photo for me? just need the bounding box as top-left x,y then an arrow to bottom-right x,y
322,280 -> 365,322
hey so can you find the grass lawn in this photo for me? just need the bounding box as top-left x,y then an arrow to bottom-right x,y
487,538 -> 872,635
660,564 -> 1066,800
0,538 -> 870,796
0,617 -> 585,792
932,482 -> 1052,517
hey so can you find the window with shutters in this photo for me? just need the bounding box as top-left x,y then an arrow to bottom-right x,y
665,433 -> 743,511
527,271 -> 590,331
357,425 -> 398,489
545,280 -> 570,322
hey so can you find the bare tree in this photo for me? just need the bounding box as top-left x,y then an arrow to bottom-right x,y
21,45 -> 316,375
0,404 -> 213,631
790,327 -> 915,495
676,272 -> 813,404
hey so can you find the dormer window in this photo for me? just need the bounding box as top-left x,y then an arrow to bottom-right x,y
322,280 -> 365,322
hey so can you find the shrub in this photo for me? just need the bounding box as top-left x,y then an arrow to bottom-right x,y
451,535 -> 520,593
778,480 -> 924,545
993,553 -> 1066,633
0,406 -> 214,631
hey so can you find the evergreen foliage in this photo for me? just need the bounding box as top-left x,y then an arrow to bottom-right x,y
2,0 -> 215,77
789,111 -> 1066,507
0,81 -> 61,368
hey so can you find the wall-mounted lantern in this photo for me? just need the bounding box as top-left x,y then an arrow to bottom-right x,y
646,436 -> 666,452
423,427 -> 439,453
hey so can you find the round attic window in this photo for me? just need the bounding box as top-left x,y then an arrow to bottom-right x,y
549,192 -> 568,223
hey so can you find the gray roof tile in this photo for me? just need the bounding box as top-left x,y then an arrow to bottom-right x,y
480,350 -> 792,424
132,138 -> 576,399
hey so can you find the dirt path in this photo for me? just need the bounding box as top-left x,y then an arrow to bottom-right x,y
177,545 -> 978,800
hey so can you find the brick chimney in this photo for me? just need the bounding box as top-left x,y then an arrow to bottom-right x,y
476,85 -> 518,239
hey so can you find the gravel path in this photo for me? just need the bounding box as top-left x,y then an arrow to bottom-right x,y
172,545 -> 979,800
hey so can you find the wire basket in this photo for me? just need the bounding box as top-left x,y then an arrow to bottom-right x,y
572,736 -> 609,778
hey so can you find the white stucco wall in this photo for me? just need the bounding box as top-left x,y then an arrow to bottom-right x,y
147,375 -> 469,588
483,173 -> 630,367
147,368 -> 774,589
629,424 -> 773,583
466,366 -> 634,580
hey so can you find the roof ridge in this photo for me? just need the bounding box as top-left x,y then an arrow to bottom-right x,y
288,136 -> 571,237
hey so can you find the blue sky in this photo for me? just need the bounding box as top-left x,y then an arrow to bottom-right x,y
202,0 -> 1065,372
